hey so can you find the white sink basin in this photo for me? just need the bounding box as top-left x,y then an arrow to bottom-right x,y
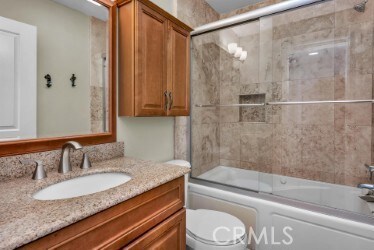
33,172 -> 131,200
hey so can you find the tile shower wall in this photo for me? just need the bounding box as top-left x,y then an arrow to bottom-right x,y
191,0 -> 374,187
90,17 -> 108,133
220,0 -> 286,19
191,38 -> 221,176
174,0 -> 220,162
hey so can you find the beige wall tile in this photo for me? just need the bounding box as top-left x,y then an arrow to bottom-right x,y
220,107 -> 240,123
192,107 -> 220,125
240,129 -> 273,171
220,123 -> 241,161
348,21 -> 373,75
220,159 -> 241,168
335,0 -> 374,27
345,73 -> 372,126
191,123 -> 220,176
302,125 -> 335,173
259,16 -> 273,83
345,125 -> 372,177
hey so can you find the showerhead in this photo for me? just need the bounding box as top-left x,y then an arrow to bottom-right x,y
354,0 -> 368,12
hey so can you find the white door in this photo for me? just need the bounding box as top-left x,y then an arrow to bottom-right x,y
0,16 -> 37,140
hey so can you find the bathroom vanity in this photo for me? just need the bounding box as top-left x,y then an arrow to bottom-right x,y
25,178 -> 185,249
0,157 -> 189,249
0,0 -> 191,248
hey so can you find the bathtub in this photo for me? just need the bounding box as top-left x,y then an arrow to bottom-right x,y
189,166 -> 374,250
198,166 -> 373,215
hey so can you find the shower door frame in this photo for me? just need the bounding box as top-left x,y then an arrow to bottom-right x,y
188,0 -> 331,189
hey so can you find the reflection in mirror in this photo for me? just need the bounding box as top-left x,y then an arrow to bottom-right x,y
0,0 -> 109,141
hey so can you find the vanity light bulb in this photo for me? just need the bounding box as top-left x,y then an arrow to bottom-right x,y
228,43 -> 238,54
234,47 -> 243,58
239,51 -> 247,61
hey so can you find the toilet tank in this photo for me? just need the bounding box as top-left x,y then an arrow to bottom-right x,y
165,160 -> 191,207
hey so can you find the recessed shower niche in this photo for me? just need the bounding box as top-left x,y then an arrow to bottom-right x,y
239,94 -> 265,122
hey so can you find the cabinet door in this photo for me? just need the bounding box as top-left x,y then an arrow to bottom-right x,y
124,209 -> 186,250
135,2 -> 168,116
167,21 -> 190,116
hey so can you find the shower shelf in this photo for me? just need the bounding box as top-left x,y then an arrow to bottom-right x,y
195,99 -> 374,107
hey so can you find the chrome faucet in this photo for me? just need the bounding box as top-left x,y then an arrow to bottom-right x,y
357,164 -> 374,201
58,141 -> 83,174
358,184 -> 374,202
358,183 -> 374,191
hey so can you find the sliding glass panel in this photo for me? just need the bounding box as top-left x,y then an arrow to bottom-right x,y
191,0 -> 374,217
256,1 -> 373,216
190,20 -> 261,192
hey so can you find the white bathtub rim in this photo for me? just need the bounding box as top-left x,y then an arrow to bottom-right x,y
189,179 -> 374,230
195,166 -> 371,215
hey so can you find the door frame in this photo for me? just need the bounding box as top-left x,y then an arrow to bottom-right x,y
0,16 -> 37,141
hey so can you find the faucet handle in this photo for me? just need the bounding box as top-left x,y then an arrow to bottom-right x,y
20,160 -> 47,180
80,149 -> 95,170
365,164 -> 374,180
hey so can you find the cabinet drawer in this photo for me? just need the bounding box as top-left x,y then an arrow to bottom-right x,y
23,177 -> 184,250
124,209 -> 186,250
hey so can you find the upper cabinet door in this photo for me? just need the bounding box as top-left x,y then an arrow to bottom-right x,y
135,2 -> 168,116
118,0 -> 192,117
167,21 -> 190,116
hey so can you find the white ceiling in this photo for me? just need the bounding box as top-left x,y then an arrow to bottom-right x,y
52,0 -> 108,21
205,0 -> 264,14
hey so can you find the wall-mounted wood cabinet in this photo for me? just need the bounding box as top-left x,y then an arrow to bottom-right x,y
118,0 -> 192,117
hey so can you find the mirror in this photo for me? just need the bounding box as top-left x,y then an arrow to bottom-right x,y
0,0 -> 110,141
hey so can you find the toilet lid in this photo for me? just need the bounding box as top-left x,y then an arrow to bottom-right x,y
165,160 -> 191,168
186,209 -> 246,246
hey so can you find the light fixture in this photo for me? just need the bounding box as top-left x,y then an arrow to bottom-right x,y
228,43 -> 238,54
239,51 -> 247,61
234,47 -> 243,58
308,52 -> 319,56
86,0 -> 101,6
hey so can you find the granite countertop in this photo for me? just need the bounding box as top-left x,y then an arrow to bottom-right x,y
0,157 -> 190,249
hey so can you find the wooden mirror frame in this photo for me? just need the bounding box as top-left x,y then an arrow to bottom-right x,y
0,0 -> 117,157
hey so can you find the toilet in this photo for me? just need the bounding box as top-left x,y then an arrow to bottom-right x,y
165,160 -> 248,250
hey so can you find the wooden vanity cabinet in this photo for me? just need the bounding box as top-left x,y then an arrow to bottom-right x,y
118,0 -> 192,117
124,209 -> 186,249
23,177 -> 186,250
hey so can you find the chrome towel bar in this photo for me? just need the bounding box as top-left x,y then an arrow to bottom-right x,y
195,103 -> 265,107
195,99 -> 374,108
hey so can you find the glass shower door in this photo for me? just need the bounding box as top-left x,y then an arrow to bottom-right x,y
190,20 -> 263,192
190,0 -> 374,217
256,1 -> 373,216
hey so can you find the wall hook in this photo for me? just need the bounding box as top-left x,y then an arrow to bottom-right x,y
70,74 -> 77,87
44,74 -> 52,88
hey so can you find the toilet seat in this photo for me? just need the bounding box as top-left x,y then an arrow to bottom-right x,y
186,209 -> 247,246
